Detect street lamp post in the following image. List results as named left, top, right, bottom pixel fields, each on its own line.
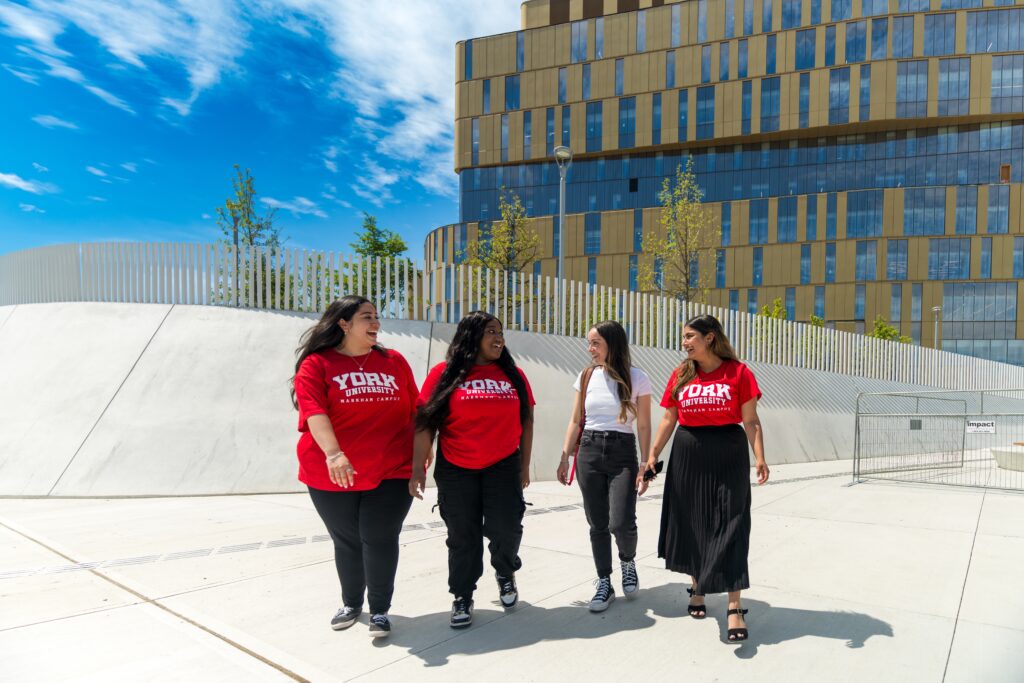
left=932, top=306, right=942, bottom=350
left=554, top=145, right=573, bottom=336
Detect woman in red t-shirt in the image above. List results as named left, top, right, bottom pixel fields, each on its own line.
left=291, top=295, right=418, bottom=639
left=410, top=311, right=535, bottom=630
left=645, top=314, right=770, bottom=643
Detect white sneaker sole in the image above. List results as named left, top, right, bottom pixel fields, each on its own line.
left=369, top=629, right=390, bottom=638
left=331, top=618, right=359, bottom=631
left=588, top=594, right=616, bottom=612
left=623, top=586, right=639, bottom=599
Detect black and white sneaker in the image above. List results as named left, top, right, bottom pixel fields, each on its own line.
left=621, top=560, right=639, bottom=598
left=450, top=596, right=474, bottom=629
left=588, top=577, right=615, bottom=612
left=368, top=613, right=391, bottom=638
left=496, top=573, right=518, bottom=609
left=330, top=606, right=361, bottom=631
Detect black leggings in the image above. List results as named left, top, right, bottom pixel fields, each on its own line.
left=308, top=479, right=413, bottom=614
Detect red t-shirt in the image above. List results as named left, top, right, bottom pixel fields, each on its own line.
left=660, top=359, right=762, bottom=427
left=294, top=348, right=418, bottom=491
left=418, top=362, right=536, bottom=470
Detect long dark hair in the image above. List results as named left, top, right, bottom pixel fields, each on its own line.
left=290, top=295, right=385, bottom=409
left=672, top=314, right=739, bottom=397
left=416, top=311, right=530, bottom=431
left=591, top=320, right=635, bottom=423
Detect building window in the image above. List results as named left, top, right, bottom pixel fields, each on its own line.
left=722, top=202, right=732, bottom=246
left=752, top=247, right=763, bottom=285
left=471, top=118, right=479, bottom=165
left=743, top=0, right=753, bottom=35
left=864, top=0, right=888, bottom=15
left=778, top=196, right=797, bottom=242
left=928, top=238, right=971, bottom=279
left=558, top=67, right=567, bottom=104
left=854, top=284, right=866, bottom=320
left=981, top=237, right=992, bottom=279
left=893, top=16, right=914, bottom=59
left=742, top=81, right=752, bottom=135
left=584, top=213, right=601, bottom=255
left=1015, top=237, right=1024, bottom=279
left=825, top=25, right=836, bottom=66
left=588, top=257, right=597, bottom=287
left=701, top=45, right=712, bottom=84
left=652, top=92, right=662, bottom=146
left=871, top=18, right=887, bottom=60
left=782, top=0, right=801, bottom=29
left=596, top=17, right=604, bottom=58
left=847, top=190, right=883, bottom=238
left=969, top=9, right=1024, bottom=53
left=992, top=55, right=1024, bottom=114
left=586, top=102, right=602, bottom=152
left=666, top=50, right=676, bottom=89
left=896, top=61, right=928, bottom=119
left=911, top=282, right=922, bottom=343
left=500, top=115, right=509, bottom=162
left=924, top=14, right=956, bottom=57
left=899, top=0, right=929, bottom=10
left=730, top=289, right=739, bottom=311
left=956, top=186, right=977, bottom=234
left=887, top=239, right=908, bottom=280
left=846, top=21, right=866, bottom=63
left=825, top=242, right=836, bottom=282
left=696, top=86, right=715, bottom=140
left=465, top=40, right=473, bottom=80
left=523, top=111, right=532, bottom=161
left=552, top=215, right=560, bottom=258
left=505, top=75, right=520, bottom=111
left=799, top=73, right=811, bottom=128
left=826, top=193, right=837, bottom=240
left=720, top=42, right=730, bottom=81
left=678, top=89, right=689, bottom=142
left=810, top=0, right=821, bottom=25
left=747, top=289, right=759, bottom=314
left=989, top=184, right=1010, bottom=233
left=796, top=29, right=815, bottom=70
left=855, top=240, right=877, bottom=281
left=891, top=284, right=902, bottom=323
left=801, top=244, right=812, bottom=284
left=716, top=249, right=726, bottom=288
left=482, top=79, right=490, bottom=114
left=671, top=5, right=681, bottom=47
left=516, top=32, right=525, bottom=71
left=815, top=286, right=825, bottom=318
left=582, top=63, right=591, bottom=100
left=615, top=58, right=624, bottom=96
left=637, top=9, right=647, bottom=52
left=938, top=58, right=969, bottom=117
left=571, top=20, right=587, bottom=63
left=633, top=209, right=644, bottom=252
left=750, top=199, right=769, bottom=244
left=904, top=187, right=946, bottom=236
left=766, top=34, right=777, bottom=75
left=698, top=0, right=708, bottom=42
left=832, top=0, right=851, bottom=21
left=618, top=97, right=636, bottom=149
left=859, top=64, right=871, bottom=121
left=691, top=255, right=701, bottom=290
left=561, top=105, right=571, bottom=147
left=762, top=0, right=773, bottom=32
left=829, top=67, right=850, bottom=125
left=545, top=108, right=555, bottom=156
left=806, top=195, right=818, bottom=241
left=785, top=287, right=796, bottom=320
left=726, top=0, right=736, bottom=37
left=761, top=77, right=781, bottom=132
left=738, top=39, right=748, bottom=78
left=629, top=255, right=638, bottom=289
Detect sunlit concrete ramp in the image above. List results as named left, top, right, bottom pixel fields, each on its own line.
left=1, top=302, right=946, bottom=497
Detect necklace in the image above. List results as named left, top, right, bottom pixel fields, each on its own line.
left=337, top=349, right=373, bottom=371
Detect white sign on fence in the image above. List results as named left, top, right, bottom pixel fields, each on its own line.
left=966, top=419, right=997, bottom=434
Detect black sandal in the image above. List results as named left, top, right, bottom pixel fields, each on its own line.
left=686, top=587, right=706, bottom=619
left=727, top=607, right=749, bottom=642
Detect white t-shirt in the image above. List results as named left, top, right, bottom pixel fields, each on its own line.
left=572, top=366, right=653, bottom=433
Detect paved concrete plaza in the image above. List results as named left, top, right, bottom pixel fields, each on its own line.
left=3, top=461, right=1023, bottom=682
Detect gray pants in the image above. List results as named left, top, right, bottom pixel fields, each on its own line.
left=576, top=430, right=639, bottom=578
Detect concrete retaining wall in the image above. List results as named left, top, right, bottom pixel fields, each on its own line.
left=0, top=303, right=939, bottom=497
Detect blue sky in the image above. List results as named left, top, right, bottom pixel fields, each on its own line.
left=0, top=1, right=519, bottom=260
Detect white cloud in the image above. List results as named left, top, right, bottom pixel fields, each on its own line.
left=87, top=195, right=107, bottom=202
left=261, top=195, right=328, bottom=218
left=19, top=203, right=45, bottom=213
left=201, top=212, right=211, bottom=219
left=0, top=171, right=58, bottom=194
left=3, top=63, right=39, bottom=84
left=85, top=165, right=107, bottom=177
left=323, top=158, right=337, bottom=173
left=32, top=162, right=48, bottom=172
left=0, top=2, right=66, bottom=55
left=32, top=113, right=78, bottom=129
left=120, top=162, right=137, bottom=173
left=351, top=156, right=401, bottom=207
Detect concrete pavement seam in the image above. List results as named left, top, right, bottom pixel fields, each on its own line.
left=0, top=304, right=17, bottom=337
left=941, top=489, right=987, bottom=683
left=45, top=303, right=177, bottom=496
left=0, top=519, right=310, bottom=683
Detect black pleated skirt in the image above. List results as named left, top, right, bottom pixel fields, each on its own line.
left=657, top=423, right=751, bottom=594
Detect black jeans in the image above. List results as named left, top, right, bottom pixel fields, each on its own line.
left=434, top=449, right=525, bottom=599
left=576, top=430, right=639, bottom=578
left=308, top=479, right=413, bottom=614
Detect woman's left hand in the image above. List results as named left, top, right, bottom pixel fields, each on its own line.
left=521, top=468, right=531, bottom=489
left=755, top=460, right=770, bottom=485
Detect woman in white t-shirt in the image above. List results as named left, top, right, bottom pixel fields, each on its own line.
left=557, top=320, right=652, bottom=612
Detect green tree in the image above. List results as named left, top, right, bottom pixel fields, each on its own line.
left=866, top=315, right=912, bottom=343
left=639, top=158, right=719, bottom=301
left=351, top=212, right=408, bottom=258
left=761, top=297, right=788, bottom=320
left=461, top=188, right=539, bottom=273
left=215, top=165, right=284, bottom=249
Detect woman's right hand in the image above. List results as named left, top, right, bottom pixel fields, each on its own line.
left=326, top=451, right=356, bottom=488
left=556, top=458, right=570, bottom=485
left=409, top=472, right=427, bottom=500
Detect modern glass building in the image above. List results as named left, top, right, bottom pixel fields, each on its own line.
left=426, top=0, right=1024, bottom=364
